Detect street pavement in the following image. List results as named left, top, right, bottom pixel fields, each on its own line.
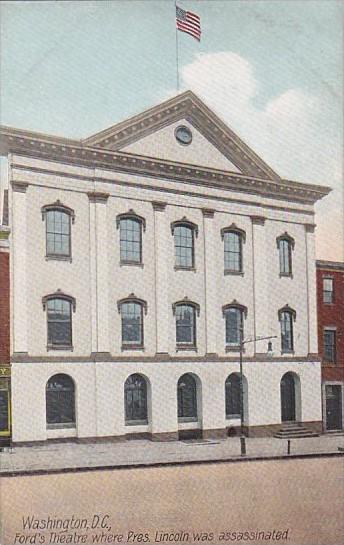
left=0, top=433, right=343, bottom=475
left=1, top=457, right=343, bottom=545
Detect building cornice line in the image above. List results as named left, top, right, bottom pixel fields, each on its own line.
left=9, top=173, right=316, bottom=219
left=1, top=127, right=331, bottom=204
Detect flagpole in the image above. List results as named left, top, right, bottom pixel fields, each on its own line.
left=175, top=1, right=180, bottom=91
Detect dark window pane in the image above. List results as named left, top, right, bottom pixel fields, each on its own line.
left=224, top=232, right=242, bottom=272
left=47, top=298, right=72, bottom=347
left=46, top=374, right=75, bottom=426
left=279, top=239, right=291, bottom=275
left=124, top=374, right=147, bottom=422
left=225, top=308, right=242, bottom=345
left=120, top=219, right=142, bottom=263
left=323, top=278, right=334, bottom=303
left=178, top=374, right=197, bottom=418
left=174, top=225, right=194, bottom=267
left=46, top=210, right=71, bottom=257
left=121, top=302, right=142, bottom=345
left=280, top=311, right=293, bottom=351
left=324, top=330, right=336, bottom=362
left=225, top=374, right=242, bottom=417
left=176, top=305, right=195, bottom=344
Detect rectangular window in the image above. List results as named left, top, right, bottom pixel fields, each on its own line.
left=176, top=305, right=195, bottom=345
left=323, top=278, right=334, bottom=303
left=120, top=219, right=142, bottom=263
left=47, top=299, right=72, bottom=348
left=121, top=302, right=143, bottom=346
left=46, top=210, right=71, bottom=257
left=225, top=308, right=242, bottom=346
left=279, top=239, right=291, bottom=275
left=174, top=226, right=194, bottom=268
left=280, top=312, right=294, bottom=352
left=224, top=232, right=242, bottom=272
left=323, top=330, right=336, bottom=363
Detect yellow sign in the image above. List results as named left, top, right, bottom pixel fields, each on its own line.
left=0, top=367, right=11, bottom=377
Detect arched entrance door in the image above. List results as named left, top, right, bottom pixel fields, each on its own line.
left=281, top=373, right=296, bottom=422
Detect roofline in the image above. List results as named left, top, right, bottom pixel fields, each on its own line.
left=316, top=260, right=344, bottom=271
left=82, top=90, right=281, bottom=181
left=0, top=124, right=332, bottom=205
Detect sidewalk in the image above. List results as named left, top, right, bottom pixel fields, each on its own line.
left=1, top=434, right=343, bottom=476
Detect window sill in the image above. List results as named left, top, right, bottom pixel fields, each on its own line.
left=121, top=344, right=145, bottom=351
left=47, top=345, right=74, bottom=352
left=45, top=255, right=72, bottom=263
left=224, top=270, right=244, bottom=276
left=279, top=273, right=293, bottom=279
left=323, top=361, right=337, bottom=365
left=176, top=345, right=197, bottom=352
left=125, top=420, right=148, bottom=426
left=47, top=423, right=76, bottom=430
left=178, top=417, right=198, bottom=423
left=225, top=345, right=244, bottom=353
left=281, top=350, right=295, bottom=355
left=174, top=265, right=196, bottom=272
left=226, top=414, right=241, bottom=420
left=120, top=261, right=144, bottom=268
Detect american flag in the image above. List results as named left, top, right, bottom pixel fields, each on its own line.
left=176, top=6, right=201, bottom=41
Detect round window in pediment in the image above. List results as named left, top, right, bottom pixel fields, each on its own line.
left=175, top=125, right=192, bottom=145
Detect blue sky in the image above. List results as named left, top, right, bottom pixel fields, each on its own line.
left=0, top=0, right=343, bottom=259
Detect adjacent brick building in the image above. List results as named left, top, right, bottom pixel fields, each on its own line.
left=317, top=260, right=344, bottom=431
left=0, top=224, right=11, bottom=445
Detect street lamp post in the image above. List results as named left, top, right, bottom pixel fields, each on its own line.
left=239, top=328, right=277, bottom=456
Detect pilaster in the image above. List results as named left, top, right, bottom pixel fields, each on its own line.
left=305, top=223, right=318, bottom=354
left=12, top=182, right=28, bottom=353
left=153, top=201, right=169, bottom=354
left=250, top=216, right=268, bottom=351
left=88, top=193, right=110, bottom=353
left=202, top=208, right=217, bottom=355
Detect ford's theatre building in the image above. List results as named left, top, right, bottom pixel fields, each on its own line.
left=0, top=91, right=331, bottom=443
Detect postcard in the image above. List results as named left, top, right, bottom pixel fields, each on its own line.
left=0, top=2, right=343, bottom=545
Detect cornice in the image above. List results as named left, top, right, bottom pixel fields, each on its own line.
left=1, top=126, right=331, bottom=205
left=316, top=260, right=344, bottom=272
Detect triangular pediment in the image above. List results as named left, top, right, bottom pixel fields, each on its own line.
left=84, top=91, right=280, bottom=180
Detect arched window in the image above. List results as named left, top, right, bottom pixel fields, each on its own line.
left=42, top=292, right=76, bottom=350
left=173, top=299, right=200, bottom=348
left=118, top=294, right=147, bottom=349
left=42, top=201, right=75, bottom=260
left=46, top=374, right=75, bottom=428
left=178, top=374, right=197, bottom=420
left=222, top=302, right=247, bottom=348
left=278, top=306, right=296, bottom=353
left=124, top=374, right=148, bottom=424
left=225, top=374, right=241, bottom=418
left=171, top=219, right=198, bottom=269
left=117, top=210, right=145, bottom=264
left=221, top=225, right=246, bottom=273
left=277, top=233, right=294, bottom=276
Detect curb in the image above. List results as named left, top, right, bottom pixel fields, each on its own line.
left=1, top=450, right=343, bottom=478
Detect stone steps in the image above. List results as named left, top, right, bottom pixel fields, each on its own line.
left=274, top=422, right=319, bottom=439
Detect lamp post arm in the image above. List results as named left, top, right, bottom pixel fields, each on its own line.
left=242, top=335, right=277, bottom=346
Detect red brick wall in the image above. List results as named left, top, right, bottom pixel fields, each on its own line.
left=0, top=250, right=10, bottom=364
left=317, top=265, right=344, bottom=381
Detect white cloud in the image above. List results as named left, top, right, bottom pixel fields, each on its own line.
left=176, top=51, right=343, bottom=261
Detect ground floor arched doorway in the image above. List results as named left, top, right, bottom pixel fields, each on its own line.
left=281, top=372, right=296, bottom=422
